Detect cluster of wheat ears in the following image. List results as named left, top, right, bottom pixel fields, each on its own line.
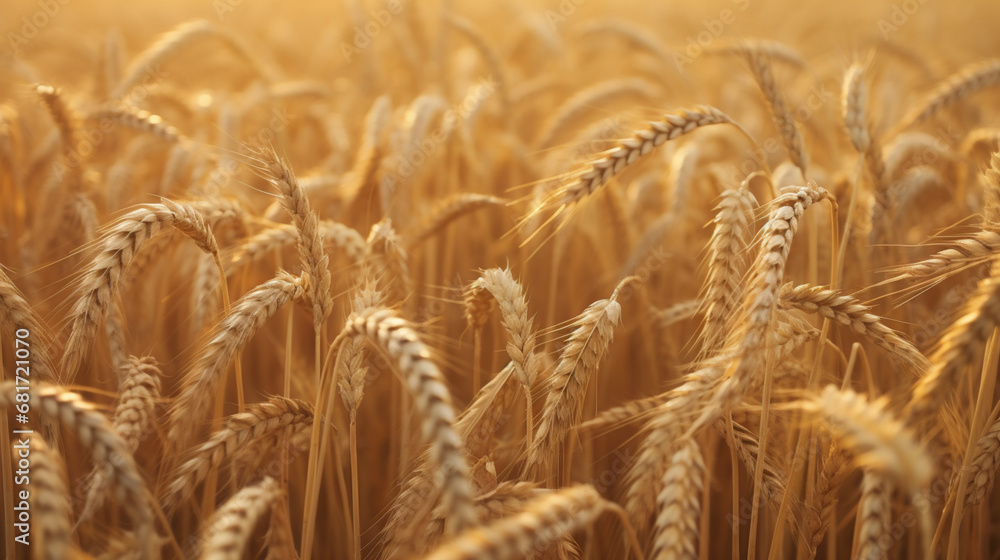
left=1, top=0, right=1000, bottom=559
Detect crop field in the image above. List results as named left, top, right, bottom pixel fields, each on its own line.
left=0, top=0, right=999, bottom=558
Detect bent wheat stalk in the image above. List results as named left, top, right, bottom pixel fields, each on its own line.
left=60, top=199, right=223, bottom=383
left=166, top=272, right=308, bottom=453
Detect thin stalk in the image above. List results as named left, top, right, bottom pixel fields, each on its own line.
left=523, top=384, right=534, bottom=446
left=213, top=255, right=241, bottom=412
left=947, top=326, right=1000, bottom=559
left=729, top=413, right=741, bottom=560
left=301, top=341, right=342, bottom=559
left=350, top=415, right=361, bottom=560
left=473, top=328, right=482, bottom=395
left=747, top=337, right=778, bottom=560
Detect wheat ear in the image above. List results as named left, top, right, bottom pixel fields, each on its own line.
left=340, top=95, right=391, bottom=206
left=960, top=415, right=1000, bottom=506
left=0, top=269, right=55, bottom=382
left=34, top=84, right=76, bottom=154
left=407, top=193, right=507, bottom=247
left=21, top=435, right=74, bottom=560
left=882, top=230, right=1000, bottom=285
left=465, top=268, right=541, bottom=439
left=700, top=185, right=758, bottom=353
left=804, top=442, right=849, bottom=556
left=908, top=258, right=1000, bottom=420
left=112, top=20, right=277, bottom=99
left=804, top=387, right=933, bottom=558
left=197, top=477, right=280, bottom=559
left=423, top=485, right=635, bottom=560
left=86, top=106, right=185, bottom=143
left=843, top=63, right=872, bottom=153
left=80, top=356, right=162, bottom=522
left=60, top=200, right=222, bottom=383
left=895, top=58, right=1000, bottom=132
left=708, top=38, right=809, bottom=69
left=166, top=272, right=308, bottom=453
left=552, top=106, right=749, bottom=208
left=524, top=277, right=631, bottom=481
left=578, top=20, right=673, bottom=66
left=842, top=63, right=887, bottom=185
left=805, top=386, right=932, bottom=490
left=652, top=300, right=702, bottom=329
left=650, top=438, right=706, bottom=560
left=424, top=481, right=541, bottom=542
left=380, top=362, right=525, bottom=556
left=252, top=147, right=333, bottom=333
left=687, top=185, right=831, bottom=437
left=162, top=397, right=312, bottom=511
left=778, top=282, right=929, bottom=371
left=339, top=308, right=477, bottom=533
left=746, top=49, right=809, bottom=177
left=624, top=361, right=725, bottom=534
left=364, top=219, right=411, bottom=304
left=854, top=472, right=892, bottom=560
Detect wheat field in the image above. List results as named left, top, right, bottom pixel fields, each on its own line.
left=1, top=0, right=999, bottom=558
